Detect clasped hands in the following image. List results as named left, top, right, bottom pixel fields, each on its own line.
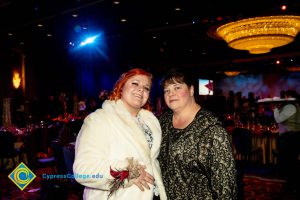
left=126, top=158, right=154, bottom=191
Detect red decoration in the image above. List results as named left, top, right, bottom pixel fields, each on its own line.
left=110, top=167, right=129, bottom=182
left=108, top=166, right=130, bottom=198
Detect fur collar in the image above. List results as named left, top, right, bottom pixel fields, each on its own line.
left=102, top=100, right=161, bottom=160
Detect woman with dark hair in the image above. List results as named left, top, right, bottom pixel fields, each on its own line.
left=73, top=68, right=166, bottom=200
left=158, top=68, right=237, bottom=199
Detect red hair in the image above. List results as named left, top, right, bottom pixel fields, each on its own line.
left=109, top=68, right=153, bottom=111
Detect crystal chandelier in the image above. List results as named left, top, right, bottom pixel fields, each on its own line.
left=216, top=15, right=300, bottom=54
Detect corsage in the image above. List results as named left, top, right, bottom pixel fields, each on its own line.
left=108, top=158, right=140, bottom=198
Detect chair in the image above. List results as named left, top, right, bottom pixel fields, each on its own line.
left=63, top=144, right=75, bottom=175
left=23, top=126, right=57, bottom=173
left=51, top=140, right=67, bottom=174
left=259, top=130, right=275, bottom=165
left=232, top=128, right=262, bottom=165
left=60, top=120, right=83, bottom=145
left=232, top=128, right=263, bottom=199
left=0, top=131, right=19, bottom=170
left=271, top=148, right=279, bottom=164
left=63, top=143, right=77, bottom=184
left=69, top=120, right=83, bottom=137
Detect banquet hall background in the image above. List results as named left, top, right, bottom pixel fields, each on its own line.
left=1, top=1, right=300, bottom=199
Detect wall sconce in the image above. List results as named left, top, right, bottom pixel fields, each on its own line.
left=12, top=71, right=21, bottom=89
left=216, top=15, right=300, bottom=54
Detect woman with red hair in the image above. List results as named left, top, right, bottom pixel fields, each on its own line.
left=109, top=68, right=153, bottom=111
left=73, top=68, right=166, bottom=200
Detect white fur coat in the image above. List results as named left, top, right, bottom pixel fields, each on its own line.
left=73, top=99, right=167, bottom=200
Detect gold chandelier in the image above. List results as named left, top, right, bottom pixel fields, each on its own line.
left=216, top=15, right=300, bottom=54
left=224, top=71, right=240, bottom=77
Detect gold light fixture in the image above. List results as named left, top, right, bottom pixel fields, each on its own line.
left=286, top=66, right=300, bottom=72
left=216, top=15, right=300, bottom=54
left=12, top=70, right=21, bottom=89
left=224, top=71, right=240, bottom=77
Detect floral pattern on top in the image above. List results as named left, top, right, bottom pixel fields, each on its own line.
left=136, top=114, right=154, bottom=149
left=158, top=108, right=238, bottom=200
left=136, top=114, right=159, bottom=196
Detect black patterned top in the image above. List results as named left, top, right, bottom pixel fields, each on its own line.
left=158, top=108, right=237, bottom=200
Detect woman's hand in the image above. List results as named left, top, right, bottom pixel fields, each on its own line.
left=125, top=158, right=154, bottom=191
left=132, top=165, right=154, bottom=191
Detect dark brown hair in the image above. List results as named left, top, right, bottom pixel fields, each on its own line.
left=160, top=68, right=194, bottom=88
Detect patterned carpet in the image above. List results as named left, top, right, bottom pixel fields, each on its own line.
left=0, top=166, right=299, bottom=199
left=243, top=175, right=298, bottom=200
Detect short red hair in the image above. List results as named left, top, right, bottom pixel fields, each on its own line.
left=109, top=68, right=153, bottom=111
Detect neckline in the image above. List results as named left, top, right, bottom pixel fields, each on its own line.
left=171, top=108, right=202, bottom=131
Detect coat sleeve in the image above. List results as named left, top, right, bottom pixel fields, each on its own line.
left=73, top=112, right=129, bottom=190
left=273, top=104, right=296, bottom=123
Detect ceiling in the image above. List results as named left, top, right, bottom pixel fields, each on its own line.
left=1, top=0, right=300, bottom=78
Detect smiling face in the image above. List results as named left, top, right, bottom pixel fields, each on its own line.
left=121, top=74, right=152, bottom=116
left=163, top=81, right=194, bottom=112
